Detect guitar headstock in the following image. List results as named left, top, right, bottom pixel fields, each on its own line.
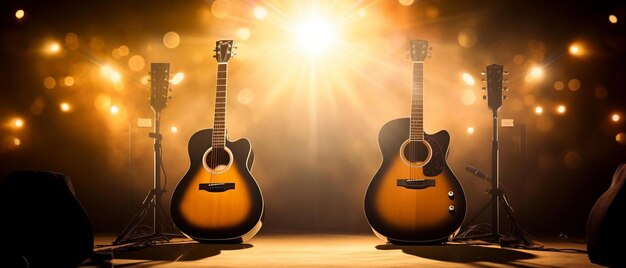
left=150, top=63, right=171, bottom=112
left=408, top=40, right=431, bottom=62
left=213, top=40, right=236, bottom=63
left=481, top=64, right=509, bottom=111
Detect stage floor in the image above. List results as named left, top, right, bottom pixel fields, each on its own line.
left=86, top=234, right=600, bottom=267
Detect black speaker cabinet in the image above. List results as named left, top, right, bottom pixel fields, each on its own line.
left=0, top=170, right=94, bottom=267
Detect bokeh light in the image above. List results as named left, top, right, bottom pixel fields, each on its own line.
left=612, top=113, right=621, bottom=123
left=110, top=105, right=120, bottom=115
left=43, top=77, right=56, bottom=89
left=530, top=66, right=543, bottom=78
left=12, top=118, right=24, bottom=129
left=237, top=88, right=254, bottom=105
left=253, top=6, right=267, bottom=20
left=64, top=76, right=75, bottom=87
left=568, top=79, right=581, bottom=91
left=458, top=29, right=477, bottom=48
left=462, top=73, right=475, bottom=86
left=60, top=102, right=71, bottom=112
left=556, top=104, right=566, bottom=114
left=236, top=27, right=251, bottom=41
left=399, top=0, right=415, bottom=6
left=568, top=43, right=583, bottom=56
left=617, top=133, right=626, bottom=145
left=15, top=9, right=25, bottom=19
left=171, top=72, right=185, bottom=85
left=101, top=65, right=122, bottom=83
left=554, top=81, right=564, bottom=91
left=65, top=32, right=80, bottom=50
left=163, top=32, right=181, bottom=49
left=534, top=106, right=543, bottom=115
left=128, top=55, right=145, bottom=71
left=467, top=127, right=475, bottom=134
left=170, top=126, right=178, bottom=133
left=13, top=137, right=21, bottom=146
left=609, top=15, right=618, bottom=24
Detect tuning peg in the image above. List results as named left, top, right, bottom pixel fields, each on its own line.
left=481, top=79, right=486, bottom=82
left=480, top=71, right=486, bottom=76
left=504, top=71, right=509, bottom=76
left=504, top=87, right=509, bottom=91
left=483, top=95, right=487, bottom=100
left=481, top=87, right=486, bottom=91
left=502, top=95, right=507, bottom=100
left=504, top=79, right=509, bottom=83
left=428, top=47, right=433, bottom=50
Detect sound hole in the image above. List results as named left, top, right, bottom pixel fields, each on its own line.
left=203, top=147, right=232, bottom=173
left=402, top=140, right=431, bottom=165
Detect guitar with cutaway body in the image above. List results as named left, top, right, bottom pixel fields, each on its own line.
left=170, top=40, right=263, bottom=243
left=364, top=40, right=466, bottom=244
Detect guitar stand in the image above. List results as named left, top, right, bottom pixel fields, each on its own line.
left=113, top=110, right=183, bottom=246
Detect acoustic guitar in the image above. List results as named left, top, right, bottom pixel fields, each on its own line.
left=364, top=40, right=466, bottom=244
left=170, top=40, right=264, bottom=243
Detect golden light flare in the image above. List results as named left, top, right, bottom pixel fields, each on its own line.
left=568, top=43, right=584, bottom=56
left=100, top=65, right=122, bottom=83
left=534, top=106, right=543, bottom=115
left=253, top=6, right=267, bottom=20
left=609, top=15, right=618, bottom=24
left=170, top=126, right=179, bottom=133
left=9, top=118, right=25, bottom=129
left=530, top=66, right=543, bottom=78
left=467, top=127, right=475, bottom=134
left=44, top=41, right=62, bottom=55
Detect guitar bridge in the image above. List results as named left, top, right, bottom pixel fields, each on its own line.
left=199, top=183, right=235, bottom=193
left=397, top=179, right=435, bottom=190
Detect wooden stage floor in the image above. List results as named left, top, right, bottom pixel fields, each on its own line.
left=84, top=234, right=601, bottom=267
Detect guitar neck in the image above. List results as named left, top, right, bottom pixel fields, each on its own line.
left=212, top=63, right=228, bottom=148
left=409, top=61, right=424, bottom=141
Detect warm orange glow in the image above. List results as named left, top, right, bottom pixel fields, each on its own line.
left=171, top=126, right=178, bottom=133
left=467, top=127, right=475, bottom=134
left=609, top=15, right=618, bottom=24
left=534, top=106, right=543, bottom=115
left=568, top=44, right=581, bottom=55
left=556, top=105, right=566, bottom=114
left=60, top=102, right=71, bottom=112
left=47, top=42, right=61, bottom=54
left=612, top=113, right=621, bottom=122
left=13, top=137, right=21, bottom=146
left=15, top=9, right=25, bottom=19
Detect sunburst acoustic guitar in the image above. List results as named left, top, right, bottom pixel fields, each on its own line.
left=364, top=39, right=467, bottom=244
left=170, top=40, right=264, bottom=243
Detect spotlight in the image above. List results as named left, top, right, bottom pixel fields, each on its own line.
left=101, top=65, right=122, bottom=83
left=294, top=17, right=337, bottom=55
left=534, top=106, right=543, bottom=115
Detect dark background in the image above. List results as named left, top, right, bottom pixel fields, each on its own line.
left=0, top=0, right=625, bottom=240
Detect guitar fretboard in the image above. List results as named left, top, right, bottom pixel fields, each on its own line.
left=212, top=63, right=228, bottom=148
left=410, top=61, right=424, bottom=141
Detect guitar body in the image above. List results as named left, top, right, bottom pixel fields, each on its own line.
left=171, top=129, right=263, bottom=243
left=586, top=163, right=626, bottom=267
left=364, top=118, right=466, bottom=244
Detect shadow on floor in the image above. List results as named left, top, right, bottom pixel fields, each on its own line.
left=377, top=244, right=540, bottom=266
left=83, top=242, right=252, bottom=267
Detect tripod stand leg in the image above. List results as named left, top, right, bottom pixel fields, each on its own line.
left=113, top=190, right=156, bottom=245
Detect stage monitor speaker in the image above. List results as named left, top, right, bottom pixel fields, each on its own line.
left=0, top=170, right=94, bottom=267
left=587, top=163, right=626, bottom=267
